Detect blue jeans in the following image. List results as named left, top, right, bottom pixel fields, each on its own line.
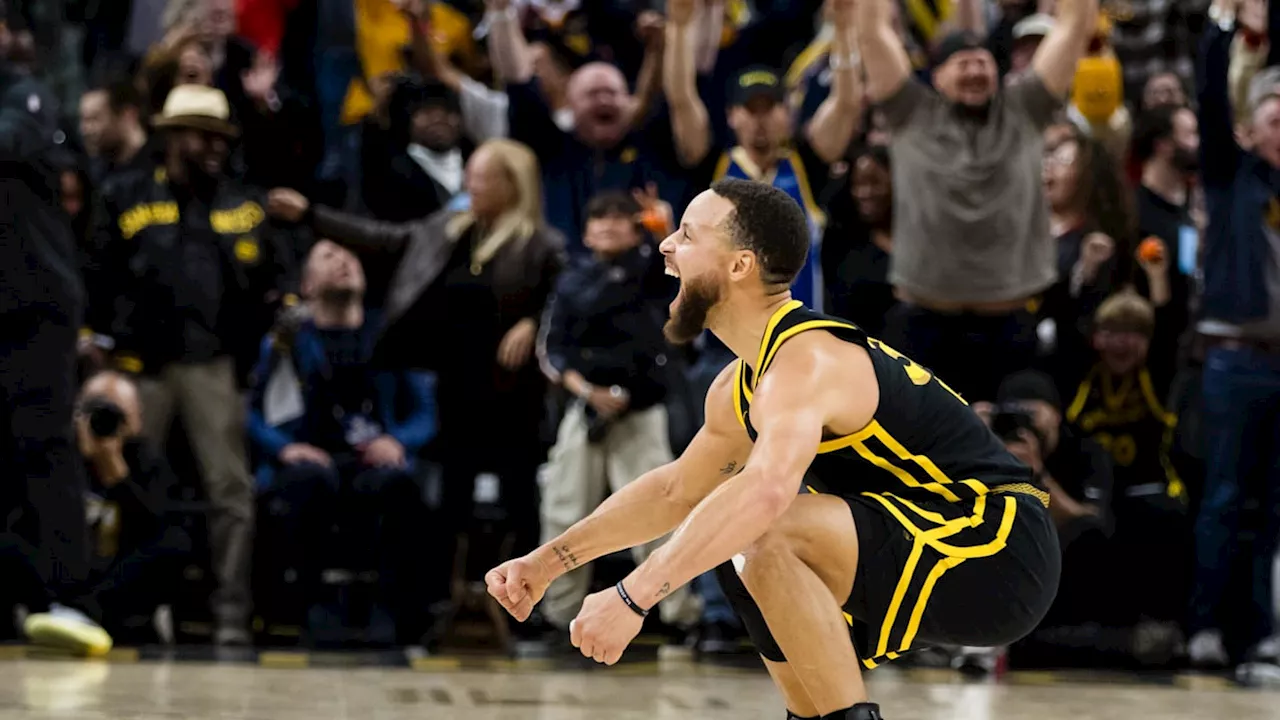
left=1189, top=346, right=1280, bottom=646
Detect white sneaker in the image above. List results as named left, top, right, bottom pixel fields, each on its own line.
left=1188, top=629, right=1229, bottom=669
left=23, top=604, right=113, bottom=657
left=951, top=646, right=1002, bottom=676
left=1249, top=635, right=1280, bottom=663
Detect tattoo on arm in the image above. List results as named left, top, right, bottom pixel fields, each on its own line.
left=655, top=582, right=671, bottom=600
left=720, top=460, right=741, bottom=476
left=552, top=544, right=580, bottom=571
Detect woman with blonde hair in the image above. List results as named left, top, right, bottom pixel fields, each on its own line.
left=267, top=138, right=564, bottom=629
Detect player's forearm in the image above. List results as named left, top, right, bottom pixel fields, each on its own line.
left=532, top=463, right=692, bottom=582
left=622, top=466, right=794, bottom=609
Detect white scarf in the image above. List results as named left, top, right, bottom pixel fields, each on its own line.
left=406, top=144, right=464, bottom=196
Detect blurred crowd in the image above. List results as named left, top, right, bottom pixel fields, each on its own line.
left=2, top=0, right=1280, bottom=679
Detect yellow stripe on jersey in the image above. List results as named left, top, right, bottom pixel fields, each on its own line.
left=759, top=320, right=855, bottom=378
left=752, top=300, right=804, bottom=385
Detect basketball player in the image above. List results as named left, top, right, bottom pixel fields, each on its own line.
left=486, top=179, right=1060, bottom=720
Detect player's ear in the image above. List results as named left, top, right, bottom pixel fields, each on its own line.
left=728, top=249, right=756, bottom=281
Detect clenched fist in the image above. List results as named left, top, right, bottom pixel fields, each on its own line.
left=486, top=554, right=554, bottom=622
left=267, top=188, right=310, bottom=223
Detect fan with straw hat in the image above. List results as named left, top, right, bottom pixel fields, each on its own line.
left=152, top=84, right=240, bottom=138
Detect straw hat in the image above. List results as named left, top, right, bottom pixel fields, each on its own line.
left=153, top=85, right=239, bottom=137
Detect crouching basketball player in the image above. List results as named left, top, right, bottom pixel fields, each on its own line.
left=487, top=179, right=1060, bottom=720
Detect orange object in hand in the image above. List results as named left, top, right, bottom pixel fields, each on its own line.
left=1138, top=236, right=1165, bottom=263
left=640, top=209, right=668, bottom=236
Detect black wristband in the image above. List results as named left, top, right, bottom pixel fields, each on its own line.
left=615, top=581, right=649, bottom=617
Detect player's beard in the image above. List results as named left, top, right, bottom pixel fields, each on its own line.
left=664, top=274, right=721, bottom=345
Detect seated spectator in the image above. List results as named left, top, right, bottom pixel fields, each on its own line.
left=981, top=372, right=1137, bottom=664
left=17, top=371, right=186, bottom=648
left=820, top=145, right=897, bottom=335
left=248, top=240, right=436, bottom=645
left=535, top=191, right=702, bottom=640
left=991, top=371, right=1114, bottom=550
left=664, top=0, right=861, bottom=309
left=858, top=0, right=1098, bottom=401
left=266, top=138, right=564, bottom=593
left=1065, top=291, right=1190, bottom=635
left=1038, top=124, right=1133, bottom=394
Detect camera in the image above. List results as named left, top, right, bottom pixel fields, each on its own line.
left=81, top=397, right=125, bottom=438
left=990, top=403, right=1037, bottom=444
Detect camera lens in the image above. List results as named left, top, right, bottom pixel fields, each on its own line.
left=82, top=398, right=124, bottom=438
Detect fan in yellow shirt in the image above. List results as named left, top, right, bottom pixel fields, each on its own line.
left=341, top=0, right=477, bottom=126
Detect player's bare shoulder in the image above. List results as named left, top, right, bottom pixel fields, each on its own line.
left=754, top=330, right=880, bottom=436
left=703, top=360, right=749, bottom=437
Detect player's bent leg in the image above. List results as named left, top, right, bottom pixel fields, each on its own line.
left=737, top=493, right=867, bottom=716
left=764, top=660, right=819, bottom=719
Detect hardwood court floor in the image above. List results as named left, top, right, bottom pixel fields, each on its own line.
left=3, top=652, right=1280, bottom=720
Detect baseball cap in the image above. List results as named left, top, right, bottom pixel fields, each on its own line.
left=730, top=66, right=786, bottom=107
left=1013, top=13, right=1055, bottom=40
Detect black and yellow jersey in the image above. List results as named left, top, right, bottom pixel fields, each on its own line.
left=1065, top=364, right=1186, bottom=502
left=732, top=301, right=1049, bottom=521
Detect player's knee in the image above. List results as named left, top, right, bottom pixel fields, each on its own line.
left=738, top=526, right=799, bottom=590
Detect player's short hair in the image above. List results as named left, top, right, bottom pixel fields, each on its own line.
left=710, top=178, right=810, bottom=288
left=1094, top=290, right=1155, bottom=337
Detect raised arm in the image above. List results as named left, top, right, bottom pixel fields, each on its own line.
left=664, top=0, right=713, bottom=168
left=485, top=0, right=534, bottom=84
left=1030, top=0, right=1100, bottom=99
left=857, top=0, right=914, bottom=102
left=806, top=0, right=864, bottom=164
left=487, top=363, right=754, bottom=620
left=1197, top=8, right=1244, bottom=186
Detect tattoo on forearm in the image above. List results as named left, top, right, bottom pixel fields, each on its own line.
left=720, top=460, right=740, bottom=476
left=552, top=544, right=580, bottom=571
left=655, top=582, right=671, bottom=600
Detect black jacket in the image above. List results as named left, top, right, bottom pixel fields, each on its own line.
left=85, top=439, right=174, bottom=572
left=95, top=166, right=299, bottom=383
left=538, top=239, right=675, bottom=412
left=0, top=66, right=84, bottom=325
left=1045, top=423, right=1116, bottom=533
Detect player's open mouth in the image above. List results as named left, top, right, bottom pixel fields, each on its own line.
left=665, top=264, right=680, bottom=278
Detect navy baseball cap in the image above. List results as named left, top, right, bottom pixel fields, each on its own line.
left=730, top=66, right=786, bottom=107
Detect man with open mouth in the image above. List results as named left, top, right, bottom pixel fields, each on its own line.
left=486, top=179, right=1061, bottom=720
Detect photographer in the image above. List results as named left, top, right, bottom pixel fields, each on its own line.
left=535, top=191, right=702, bottom=640
left=17, top=372, right=184, bottom=647
left=989, top=371, right=1115, bottom=542
left=983, top=371, right=1146, bottom=664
